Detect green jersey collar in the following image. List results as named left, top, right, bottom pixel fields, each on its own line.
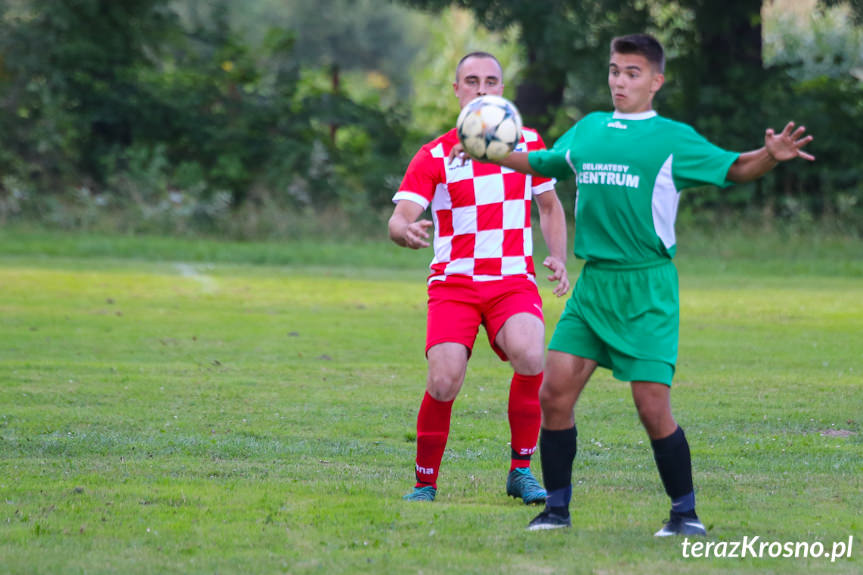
left=612, top=110, right=657, bottom=121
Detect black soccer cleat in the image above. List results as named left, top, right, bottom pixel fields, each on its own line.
left=527, top=507, right=571, bottom=531
left=654, top=511, right=707, bottom=536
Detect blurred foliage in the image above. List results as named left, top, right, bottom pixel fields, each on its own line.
left=676, top=0, right=863, bottom=228
left=402, top=0, right=863, bottom=233
left=407, top=6, right=524, bottom=140
left=0, top=0, right=410, bottom=236
left=0, top=0, right=861, bottom=237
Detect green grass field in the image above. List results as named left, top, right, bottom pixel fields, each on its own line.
left=0, top=230, right=861, bottom=574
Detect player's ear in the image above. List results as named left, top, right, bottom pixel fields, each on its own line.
left=651, top=72, right=665, bottom=95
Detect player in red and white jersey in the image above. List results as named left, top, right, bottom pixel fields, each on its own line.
left=394, top=125, right=552, bottom=283
left=388, top=52, right=570, bottom=504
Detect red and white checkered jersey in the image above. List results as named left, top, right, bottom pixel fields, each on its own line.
left=393, top=127, right=555, bottom=283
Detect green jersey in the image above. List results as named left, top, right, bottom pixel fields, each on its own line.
left=529, top=110, right=739, bottom=263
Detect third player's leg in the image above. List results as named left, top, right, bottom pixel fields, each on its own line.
left=540, top=350, right=596, bottom=429
left=631, top=381, right=704, bottom=535
left=526, top=350, right=596, bottom=529
left=630, top=381, right=678, bottom=440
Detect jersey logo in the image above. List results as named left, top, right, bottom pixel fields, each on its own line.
left=607, top=120, right=628, bottom=130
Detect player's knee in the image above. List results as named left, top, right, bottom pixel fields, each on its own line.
left=635, top=403, right=673, bottom=436
left=426, top=371, right=462, bottom=402
left=539, top=389, right=574, bottom=426
left=538, top=381, right=566, bottom=409
left=508, top=346, right=544, bottom=376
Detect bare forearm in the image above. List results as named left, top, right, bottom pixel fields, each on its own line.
left=538, top=195, right=568, bottom=262
left=388, top=213, right=411, bottom=246
left=388, top=201, right=431, bottom=249
left=499, top=151, right=540, bottom=176
left=726, top=148, right=779, bottom=183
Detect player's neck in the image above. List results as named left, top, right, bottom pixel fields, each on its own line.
left=612, top=109, right=657, bottom=120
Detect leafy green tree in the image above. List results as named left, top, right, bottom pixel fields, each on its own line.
left=0, top=0, right=411, bottom=220
left=0, top=0, right=180, bottom=184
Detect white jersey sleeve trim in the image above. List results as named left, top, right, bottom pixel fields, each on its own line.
left=531, top=178, right=556, bottom=196
left=392, top=191, right=430, bottom=209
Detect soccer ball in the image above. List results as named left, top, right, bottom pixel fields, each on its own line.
left=456, top=95, right=523, bottom=162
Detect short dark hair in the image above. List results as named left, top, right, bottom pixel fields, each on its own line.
left=611, top=34, right=665, bottom=74
left=455, top=51, right=503, bottom=83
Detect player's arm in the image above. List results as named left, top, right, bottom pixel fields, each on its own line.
left=534, top=189, right=570, bottom=297
left=727, top=122, right=815, bottom=183
left=447, top=145, right=542, bottom=177
left=499, top=151, right=541, bottom=176
left=388, top=200, right=433, bottom=249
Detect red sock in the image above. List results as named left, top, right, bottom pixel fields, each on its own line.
left=413, top=391, right=454, bottom=488
left=508, top=372, right=542, bottom=471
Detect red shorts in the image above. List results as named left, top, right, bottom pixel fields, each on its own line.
left=426, top=276, right=544, bottom=361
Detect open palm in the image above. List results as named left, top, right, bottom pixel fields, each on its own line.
left=765, top=122, right=815, bottom=162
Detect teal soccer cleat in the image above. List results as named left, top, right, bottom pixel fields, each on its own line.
left=506, top=467, right=547, bottom=505
left=403, top=485, right=437, bottom=502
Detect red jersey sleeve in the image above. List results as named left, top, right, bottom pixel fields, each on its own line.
left=393, top=144, right=442, bottom=209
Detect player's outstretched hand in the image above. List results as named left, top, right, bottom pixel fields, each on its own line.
left=404, top=219, right=434, bottom=249
left=543, top=256, right=570, bottom=297
left=765, top=122, right=815, bottom=162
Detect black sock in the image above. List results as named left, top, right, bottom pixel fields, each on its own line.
left=539, top=426, right=577, bottom=513
left=651, top=426, right=695, bottom=514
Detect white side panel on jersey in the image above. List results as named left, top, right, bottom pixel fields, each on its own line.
left=652, top=155, right=679, bottom=250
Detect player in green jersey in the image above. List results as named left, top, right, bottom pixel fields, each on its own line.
left=450, top=33, right=814, bottom=535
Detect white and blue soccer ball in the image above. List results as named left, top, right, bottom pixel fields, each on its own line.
left=456, top=95, right=523, bottom=162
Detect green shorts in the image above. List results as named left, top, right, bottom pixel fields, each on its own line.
left=548, top=259, right=679, bottom=385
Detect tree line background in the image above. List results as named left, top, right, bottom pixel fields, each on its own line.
left=0, top=0, right=861, bottom=238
